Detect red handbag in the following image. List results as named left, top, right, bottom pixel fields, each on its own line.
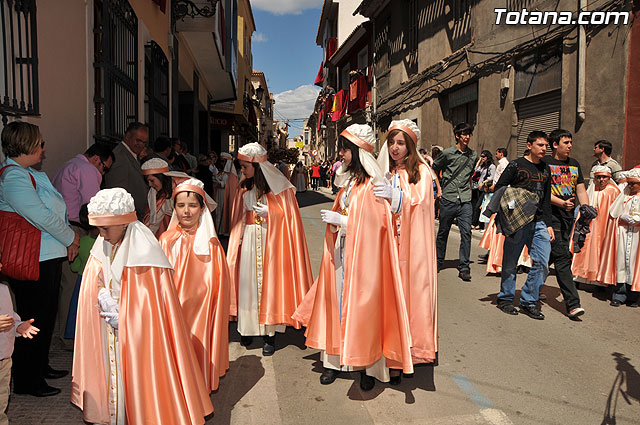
left=0, top=165, right=41, bottom=281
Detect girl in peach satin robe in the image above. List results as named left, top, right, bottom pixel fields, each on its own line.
left=227, top=143, right=312, bottom=356
left=72, top=188, right=212, bottom=425
left=159, top=179, right=229, bottom=393
left=220, top=152, right=239, bottom=236
left=375, top=120, right=437, bottom=374
left=293, top=124, right=413, bottom=392
left=571, top=167, right=620, bottom=286
left=141, top=158, right=190, bottom=238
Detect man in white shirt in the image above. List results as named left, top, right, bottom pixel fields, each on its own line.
left=590, top=139, right=622, bottom=182
left=491, top=148, right=509, bottom=191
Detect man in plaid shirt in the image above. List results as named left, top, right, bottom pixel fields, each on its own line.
left=493, top=131, right=555, bottom=320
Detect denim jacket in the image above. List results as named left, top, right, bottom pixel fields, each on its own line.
left=0, top=158, right=74, bottom=262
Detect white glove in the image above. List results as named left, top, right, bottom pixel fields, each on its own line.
left=100, top=311, right=119, bottom=329
left=621, top=214, right=638, bottom=225
left=373, top=183, right=395, bottom=201
left=321, top=210, right=344, bottom=227
left=97, top=288, right=119, bottom=313
left=253, top=202, right=269, bottom=218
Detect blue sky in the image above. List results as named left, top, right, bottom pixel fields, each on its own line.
left=251, top=0, right=324, bottom=136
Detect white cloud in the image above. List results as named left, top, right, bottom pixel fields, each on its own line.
left=253, top=32, right=268, bottom=43
left=251, top=0, right=323, bottom=15
left=272, top=84, right=321, bottom=137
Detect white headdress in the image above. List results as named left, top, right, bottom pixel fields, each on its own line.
left=333, top=124, right=384, bottom=188
left=610, top=168, right=640, bottom=218
left=88, top=188, right=172, bottom=290
left=167, top=178, right=217, bottom=255
left=237, top=143, right=295, bottom=195
left=377, top=119, right=432, bottom=175
left=220, top=152, right=238, bottom=177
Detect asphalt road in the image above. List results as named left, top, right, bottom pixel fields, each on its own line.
left=6, top=188, right=640, bottom=424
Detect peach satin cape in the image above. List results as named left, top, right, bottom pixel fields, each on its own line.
left=71, top=259, right=213, bottom=424
left=221, top=172, right=239, bottom=234
left=479, top=214, right=505, bottom=273
left=292, top=180, right=414, bottom=373
left=227, top=187, right=313, bottom=326
left=159, top=226, right=230, bottom=392
left=143, top=194, right=172, bottom=238
left=571, top=183, right=621, bottom=285
left=394, top=165, right=438, bottom=363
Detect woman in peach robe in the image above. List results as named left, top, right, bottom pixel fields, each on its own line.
left=71, top=188, right=212, bottom=425
left=159, top=179, right=229, bottom=393
left=375, top=119, right=437, bottom=377
left=227, top=143, right=312, bottom=356
left=293, top=124, right=413, bottom=392
left=571, top=166, right=620, bottom=286
left=141, top=158, right=189, bottom=238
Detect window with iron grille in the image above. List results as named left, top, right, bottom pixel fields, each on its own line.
left=406, top=0, right=418, bottom=76
left=453, top=0, right=470, bottom=21
left=144, top=40, right=169, bottom=143
left=0, top=0, right=39, bottom=124
left=94, top=0, right=138, bottom=144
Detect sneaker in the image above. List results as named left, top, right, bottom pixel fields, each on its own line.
left=610, top=300, right=622, bottom=307
left=628, top=301, right=639, bottom=308
left=519, top=304, right=545, bottom=320
left=458, top=270, right=471, bottom=282
left=498, top=303, right=518, bottom=315
left=478, top=254, right=489, bottom=265
left=568, top=307, right=585, bottom=318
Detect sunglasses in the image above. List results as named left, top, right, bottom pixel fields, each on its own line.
left=100, top=160, right=110, bottom=173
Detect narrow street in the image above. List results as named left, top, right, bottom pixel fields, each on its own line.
left=6, top=189, right=640, bottom=425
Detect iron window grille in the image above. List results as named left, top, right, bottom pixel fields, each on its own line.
left=144, top=40, right=169, bottom=142
left=94, top=0, right=138, bottom=144
left=0, top=0, right=39, bottom=124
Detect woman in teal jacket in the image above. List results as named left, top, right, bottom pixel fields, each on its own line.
left=0, top=121, right=79, bottom=397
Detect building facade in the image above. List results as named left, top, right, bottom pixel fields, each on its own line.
left=354, top=0, right=639, bottom=169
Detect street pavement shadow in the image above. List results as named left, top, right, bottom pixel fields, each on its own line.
left=440, top=259, right=465, bottom=271
left=208, top=354, right=265, bottom=424
left=602, top=352, right=640, bottom=425
left=295, top=190, right=335, bottom=208
left=227, top=322, right=307, bottom=352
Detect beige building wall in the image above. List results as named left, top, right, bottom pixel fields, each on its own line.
left=337, top=0, right=367, bottom=46
left=26, top=1, right=91, bottom=176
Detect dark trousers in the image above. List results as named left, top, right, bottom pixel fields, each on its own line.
left=548, top=220, right=581, bottom=311
left=436, top=199, right=472, bottom=272
left=471, top=189, right=483, bottom=226
left=311, top=177, right=319, bottom=190
left=612, top=282, right=639, bottom=304
left=10, top=257, right=64, bottom=392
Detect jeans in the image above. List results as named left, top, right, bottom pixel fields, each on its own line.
left=498, top=221, right=551, bottom=307
left=436, top=198, right=472, bottom=272
left=549, top=218, right=581, bottom=311
left=612, top=282, right=639, bottom=304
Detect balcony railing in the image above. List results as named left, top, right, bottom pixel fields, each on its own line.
left=0, top=0, right=39, bottom=124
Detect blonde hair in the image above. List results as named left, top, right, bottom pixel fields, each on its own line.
left=1, top=121, right=42, bottom=158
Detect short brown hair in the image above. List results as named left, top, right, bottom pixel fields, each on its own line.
left=1, top=121, right=42, bottom=158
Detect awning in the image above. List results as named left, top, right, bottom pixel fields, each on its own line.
left=314, top=61, right=324, bottom=87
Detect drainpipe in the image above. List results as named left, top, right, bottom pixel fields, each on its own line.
left=577, top=0, right=587, bottom=121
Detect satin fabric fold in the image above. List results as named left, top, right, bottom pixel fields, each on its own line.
left=571, top=183, right=620, bottom=285
left=393, top=165, right=438, bottom=364
left=159, top=226, right=230, bottom=392
left=221, top=172, right=239, bottom=235
left=292, top=180, right=414, bottom=373
left=478, top=214, right=505, bottom=273
left=227, top=188, right=312, bottom=326
left=71, top=260, right=213, bottom=424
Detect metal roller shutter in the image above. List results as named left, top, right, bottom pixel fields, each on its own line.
left=515, top=90, right=561, bottom=157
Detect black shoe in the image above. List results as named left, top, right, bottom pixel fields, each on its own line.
left=538, top=293, right=547, bottom=301
left=45, top=366, right=69, bottom=380
left=240, top=336, right=253, bottom=347
left=262, top=336, right=275, bottom=356
left=628, top=301, right=639, bottom=308
left=359, top=370, right=375, bottom=391
left=478, top=254, right=488, bottom=264
left=610, top=300, right=622, bottom=307
left=389, top=373, right=402, bottom=386
left=519, top=304, right=544, bottom=320
left=458, top=271, right=471, bottom=282
left=14, top=384, right=61, bottom=397
left=498, top=303, right=518, bottom=315
left=320, top=368, right=340, bottom=385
